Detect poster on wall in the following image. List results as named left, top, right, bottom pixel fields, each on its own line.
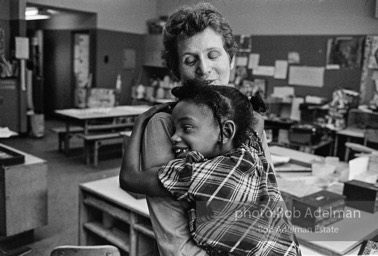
left=0, top=28, right=4, bottom=56
left=234, top=35, right=252, bottom=52
left=289, top=66, right=324, bottom=87
left=122, top=48, right=136, bottom=69
left=74, top=33, right=90, bottom=88
left=368, top=36, right=378, bottom=69
left=326, top=36, right=364, bottom=69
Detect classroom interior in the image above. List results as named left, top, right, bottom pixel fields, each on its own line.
left=1, top=0, right=378, bottom=255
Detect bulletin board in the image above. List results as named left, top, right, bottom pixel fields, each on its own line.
left=235, top=35, right=364, bottom=100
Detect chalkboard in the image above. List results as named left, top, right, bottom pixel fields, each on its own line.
left=235, top=35, right=364, bottom=100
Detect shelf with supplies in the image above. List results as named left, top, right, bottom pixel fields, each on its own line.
left=79, top=176, right=156, bottom=256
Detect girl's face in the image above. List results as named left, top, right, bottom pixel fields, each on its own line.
left=171, top=101, right=221, bottom=159
left=177, top=28, right=233, bottom=86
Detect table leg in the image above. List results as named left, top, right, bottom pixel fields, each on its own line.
left=64, top=123, right=71, bottom=156
left=333, top=134, right=339, bottom=157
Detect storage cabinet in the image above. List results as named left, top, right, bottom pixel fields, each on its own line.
left=0, top=144, right=47, bottom=237
left=79, top=176, right=156, bottom=256
left=0, top=79, right=27, bottom=133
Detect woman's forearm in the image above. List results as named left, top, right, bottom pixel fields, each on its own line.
left=119, top=104, right=173, bottom=196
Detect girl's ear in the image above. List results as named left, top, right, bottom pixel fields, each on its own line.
left=220, top=120, right=236, bottom=144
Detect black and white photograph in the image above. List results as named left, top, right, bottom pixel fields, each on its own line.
left=1, top=1, right=378, bottom=256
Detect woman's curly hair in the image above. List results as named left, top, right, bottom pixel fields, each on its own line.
left=172, top=79, right=257, bottom=148
left=162, top=3, right=238, bottom=79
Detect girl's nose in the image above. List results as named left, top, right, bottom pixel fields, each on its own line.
left=170, top=133, right=181, bottom=144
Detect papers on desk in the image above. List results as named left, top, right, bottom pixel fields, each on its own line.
left=272, top=154, right=312, bottom=172
left=277, top=176, right=324, bottom=198
left=348, top=156, right=369, bottom=181
left=271, top=155, right=290, bottom=166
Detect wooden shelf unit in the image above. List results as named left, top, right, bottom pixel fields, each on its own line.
left=79, top=176, right=156, bottom=256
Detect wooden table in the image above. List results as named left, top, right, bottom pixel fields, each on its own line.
left=333, top=127, right=364, bottom=160
left=55, top=105, right=150, bottom=155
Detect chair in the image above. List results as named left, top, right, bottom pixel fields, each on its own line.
left=50, top=245, right=121, bottom=256
left=345, top=128, right=378, bottom=161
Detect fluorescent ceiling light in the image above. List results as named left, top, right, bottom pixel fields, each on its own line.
left=26, top=14, right=50, bottom=20
left=25, top=6, right=52, bottom=20
left=25, top=7, right=38, bottom=16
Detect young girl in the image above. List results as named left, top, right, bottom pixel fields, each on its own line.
left=119, top=79, right=300, bottom=256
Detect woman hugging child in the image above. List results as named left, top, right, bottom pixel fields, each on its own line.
left=119, top=79, right=301, bottom=256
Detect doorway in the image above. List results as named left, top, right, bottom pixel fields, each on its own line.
left=26, top=4, right=97, bottom=118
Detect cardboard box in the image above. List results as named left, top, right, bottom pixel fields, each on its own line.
left=343, top=179, right=378, bottom=213
left=292, top=190, right=345, bottom=230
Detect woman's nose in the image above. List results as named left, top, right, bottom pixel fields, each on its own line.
left=196, top=58, right=211, bottom=77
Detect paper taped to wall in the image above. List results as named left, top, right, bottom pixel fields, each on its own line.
left=288, top=66, right=325, bottom=87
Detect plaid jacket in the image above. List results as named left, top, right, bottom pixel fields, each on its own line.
left=158, top=140, right=301, bottom=256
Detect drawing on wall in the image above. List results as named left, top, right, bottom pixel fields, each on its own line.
left=74, top=33, right=90, bottom=88
left=326, top=36, right=364, bottom=69
left=368, top=36, right=378, bottom=69
left=237, top=79, right=266, bottom=99
left=234, top=35, right=252, bottom=52
left=122, top=48, right=136, bottom=69
left=288, top=51, right=300, bottom=64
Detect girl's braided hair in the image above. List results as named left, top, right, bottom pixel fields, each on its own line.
left=171, top=79, right=257, bottom=147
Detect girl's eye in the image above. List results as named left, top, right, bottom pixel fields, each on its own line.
left=184, top=56, right=196, bottom=66
left=208, top=51, right=220, bottom=59
left=183, top=125, right=193, bottom=133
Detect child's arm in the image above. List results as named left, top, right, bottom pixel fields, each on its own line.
left=119, top=103, right=173, bottom=197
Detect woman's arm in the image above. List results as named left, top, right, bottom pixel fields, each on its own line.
left=119, top=103, right=173, bottom=197
left=141, top=112, right=175, bottom=171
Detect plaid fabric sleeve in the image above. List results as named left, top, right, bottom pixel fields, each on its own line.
left=158, top=151, right=205, bottom=201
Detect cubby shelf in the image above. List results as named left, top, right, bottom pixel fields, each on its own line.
left=79, top=176, right=156, bottom=256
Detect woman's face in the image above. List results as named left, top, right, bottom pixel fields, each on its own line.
left=171, top=101, right=221, bottom=159
left=177, top=28, right=234, bottom=86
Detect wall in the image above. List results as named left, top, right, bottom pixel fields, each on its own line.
left=26, top=0, right=157, bottom=34
left=157, top=0, right=378, bottom=35
left=33, top=12, right=97, bottom=30
left=95, top=29, right=144, bottom=105
left=43, top=30, right=74, bottom=116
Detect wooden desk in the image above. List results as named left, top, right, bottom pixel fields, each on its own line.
left=333, top=127, right=364, bottom=159
left=55, top=105, right=150, bottom=155
left=270, top=146, right=377, bottom=256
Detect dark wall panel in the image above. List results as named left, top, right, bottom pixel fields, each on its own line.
left=249, top=35, right=363, bottom=99
left=95, top=30, right=144, bottom=105
left=43, top=30, right=72, bottom=116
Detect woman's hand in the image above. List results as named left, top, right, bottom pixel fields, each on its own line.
left=134, top=102, right=176, bottom=127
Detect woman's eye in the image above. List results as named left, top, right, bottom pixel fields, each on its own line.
left=208, top=51, right=220, bottom=59
left=184, top=56, right=196, bottom=65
